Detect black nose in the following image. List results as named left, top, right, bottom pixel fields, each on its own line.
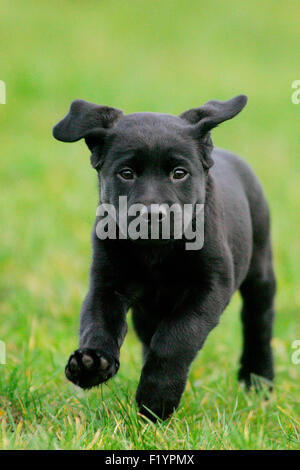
left=141, top=205, right=167, bottom=222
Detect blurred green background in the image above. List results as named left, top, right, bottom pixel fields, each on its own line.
left=0, top=0, right=299, bottom=449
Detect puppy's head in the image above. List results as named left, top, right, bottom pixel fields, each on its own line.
left=53, top=95, right=247, bottom=242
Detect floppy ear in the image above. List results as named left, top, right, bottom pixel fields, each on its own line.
left=180, top=94, right=247, bottom=132
left=52, top=99, right=123, bottom=169
left=179, top=94, right=247, bottom=169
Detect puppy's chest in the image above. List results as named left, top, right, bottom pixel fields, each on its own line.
left=116, top=264, right=193, bottom=309
left=120, top=280, right=180, bottom=313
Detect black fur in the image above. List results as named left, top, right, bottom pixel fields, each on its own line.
left=53, top=95, right=276, bottom=421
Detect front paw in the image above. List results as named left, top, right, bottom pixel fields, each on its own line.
left=65, top=348, right=119, bottom=389
left=136, top=377, right=183, bottom=422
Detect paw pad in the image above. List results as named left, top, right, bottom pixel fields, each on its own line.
left=65, top=348, right=119, bottom=389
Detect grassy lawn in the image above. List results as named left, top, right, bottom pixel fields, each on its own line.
left=0, top=0, right=299, bottom=450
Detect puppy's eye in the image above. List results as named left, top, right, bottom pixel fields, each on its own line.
left=171, top=168, right=188, bottom=180
left=119, top=169, right=135, bottom=180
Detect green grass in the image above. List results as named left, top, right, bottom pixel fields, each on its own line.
left=0, top=0, right=299, bottom=450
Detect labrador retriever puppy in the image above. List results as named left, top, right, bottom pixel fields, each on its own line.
left=53, top=95, right=276, bottom=421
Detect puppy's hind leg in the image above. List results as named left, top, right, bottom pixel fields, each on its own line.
left=238, top=243, right=276, bottom=389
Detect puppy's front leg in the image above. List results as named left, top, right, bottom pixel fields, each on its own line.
left=65, top=288, right=128, bottom=389
left=136, top=287, right=230, bottom=421
left=65, top=238, right=128, bottom=389
left=65, top=288, right=127, bottom=389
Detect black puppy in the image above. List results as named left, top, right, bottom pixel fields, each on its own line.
left=53, top=95, right=276, bottom=421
